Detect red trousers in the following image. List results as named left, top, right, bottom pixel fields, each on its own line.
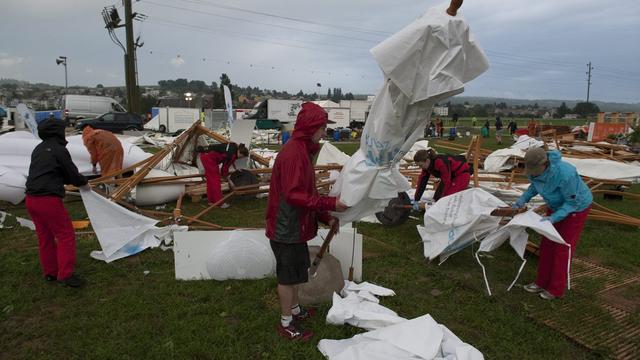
left=535, top=205, right=591, bottom=297
left=443, top=172, right=471, bottom=197
left=25, top=195, right=76, bottom=280
left=200, top=152, right=225, bottom=204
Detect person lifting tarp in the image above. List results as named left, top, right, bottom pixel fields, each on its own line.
left=196, top=142, right=249, bottom=208
left=82, top=125, right=124, bottom=177
left=412, top=149, right=472, bottom=208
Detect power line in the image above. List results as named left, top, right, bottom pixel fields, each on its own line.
left=143, top=0, right=378, bottom=44
left=167, top=0, right=390, bottom=37
left=146, top=17, right=371, bottom=52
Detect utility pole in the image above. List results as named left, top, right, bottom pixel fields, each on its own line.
left=123, top=0, right=140, bottom=113
left=101, top=2, right=145, bottom=114
left=586, top=62, right=594, bottom=104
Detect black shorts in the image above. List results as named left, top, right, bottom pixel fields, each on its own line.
left=269, top=241, right=310, bottom=285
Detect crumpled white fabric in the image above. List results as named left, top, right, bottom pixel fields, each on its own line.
left=510, top=135, right=543, bottom=151
left=317, top=142, right=351, bottom=166
left=80, top=188, right=187, bottom=262
left=562, top=157, right=640, bottom=183
left=330, top=5, right=489, bottom=223
left=0, top=210, right=35, bottom=230
left=0, top=165, right=26, bottom=205
left=418, top=188, right=506, bottom=263
left=327, top=280, right=403, bottom=330
left=483, top=148, right=525, bottom=172
left=476, top=210, right=567, bottom=295
left=319, top=314, right=484, bottom=360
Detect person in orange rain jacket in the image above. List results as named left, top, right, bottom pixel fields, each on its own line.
left=81, top=125, right=124, bottom=177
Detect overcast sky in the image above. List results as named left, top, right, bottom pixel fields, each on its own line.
left=2, top=0, right=639, bottom=103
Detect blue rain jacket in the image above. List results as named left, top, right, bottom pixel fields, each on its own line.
left=516, top=150, right=592, bottom=223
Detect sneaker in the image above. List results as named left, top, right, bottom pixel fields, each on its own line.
left=44, top=275, right=57, bottom=282
left=58, top=274, right=86, bottom=288
left=539, top=290, right=557, bottom=300
left=293, top=307, right=317, bottom=322
left=523, top=283, right=543, bottom=293
left=276, top=322, right=313, bottom=341
left=220, top=203, right=231, bottom=209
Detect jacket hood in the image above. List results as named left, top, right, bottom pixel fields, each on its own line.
left=292, top=102, right=328, bottom=139
left=38, top=119, right=67, bottom=144
left=291, top=102, right=327, bottom=155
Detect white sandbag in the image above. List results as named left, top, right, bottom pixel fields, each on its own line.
left=205, top=230, right=276, bottom=280
left=330, top=4, right=488, bottom=223
left=402, top=140, right=431, bottom=163
left=418, top=188, right=506, bottom=263
left=0, top=165, right=26, bottom=204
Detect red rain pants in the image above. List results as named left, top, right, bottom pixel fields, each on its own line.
left=200, top=152, right=226, bottom=204
left=25, top=195, right=76, bottom=280
left=535, top=205, right=591, bottom=297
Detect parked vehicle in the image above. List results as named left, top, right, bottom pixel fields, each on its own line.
left=61, top=95, right=126, bottom=126
left=244, top=99, right=302, bottom=130
left=144, top=107, right=200, bottom=133
left=75, top=112, right=143, bottom=133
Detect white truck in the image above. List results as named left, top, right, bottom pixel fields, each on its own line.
left=244, top=99, right=303, bottom=130
left=60, top=95, right=126, bottom=126
left=144, top=107, right=200, bottom=133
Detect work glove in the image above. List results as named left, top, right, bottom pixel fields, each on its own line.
left=411, top=200, right=420, bottom=211
left=539, top=216, right=551, bottom=223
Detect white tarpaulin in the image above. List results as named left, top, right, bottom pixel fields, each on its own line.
left=418, top=188, right=506, bottom=263
left=483, top=148, right=525, bottom=172
left=477, top=210, right=568, bottom=296
left=317, top=142, right=350, bottom=166
left=563, top=157, right=640, bottom=183
left=80, top=188, right=186, bottom=263
left=0, top=165, right=26, bottom=204
left=326, top=281, right=403, bottom=331
left=319, top=314, right=484, bottom=360
left=330, top=5, right=489, bottom=223
left=510, top=135, right=543, bottom=151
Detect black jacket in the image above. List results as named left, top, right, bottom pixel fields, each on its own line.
left=25, top=119, right=87, bottom=197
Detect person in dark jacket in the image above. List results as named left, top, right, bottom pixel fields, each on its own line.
left=412, top=149, right=470, bottom=208
left=25, top=119, right=89, bottom=288
left=265, top=102, right=348, bottom=341
left=495, top=116, right=503, bottom=144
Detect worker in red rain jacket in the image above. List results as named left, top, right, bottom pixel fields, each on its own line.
left=412, top=149, right=471, bottom=207
left=265, top=102, right=348, bottom=341
left=197, top=142, right=247, bottom=208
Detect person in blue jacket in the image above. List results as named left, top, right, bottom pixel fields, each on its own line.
left=513, top=147, right=592, bottom=300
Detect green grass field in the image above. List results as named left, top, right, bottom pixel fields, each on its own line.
left=1, top=138, right=638, bottom=359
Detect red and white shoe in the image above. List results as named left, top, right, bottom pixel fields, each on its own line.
left=293, top=307, right=317, bottom=322
left=276, top=322, right=313, bottom=341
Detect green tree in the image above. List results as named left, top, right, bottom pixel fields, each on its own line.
left=573, top=102, right=600, bottom=117
left=557, top=102, right=571, bottom=118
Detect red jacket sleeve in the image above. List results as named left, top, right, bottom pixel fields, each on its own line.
left=414, top=169, right=430, bottom=201
left=280, top=160, right=337, bottom=213
left=433, top=158, right=452, bottom=200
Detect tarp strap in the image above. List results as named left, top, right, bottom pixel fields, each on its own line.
left=475, top=250, right=492, bottom=296
left=507, top=259, right=527, bottom=292
left=567, top=245, right=572, bottom=290
left=473, top=232, right=492, bottom=296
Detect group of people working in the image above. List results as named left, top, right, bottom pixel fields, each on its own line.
left=25, top=103, right=592, bottom=342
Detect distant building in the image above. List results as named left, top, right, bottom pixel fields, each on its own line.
left=563, top=114, right=579, bottom=119
left=433, top=106, right=448, bottom=116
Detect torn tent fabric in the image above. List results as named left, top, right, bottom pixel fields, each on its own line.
left=418, top=188, right=506, bottom=263
left=80, top=189, right=186, bottom=263
left=326, top=281, right=403, bottom=330
left=319, top=314, right=484, bottom=360
left=330, top=5, right=489, bottom=223
left=476, top=210, right=568, bottom=296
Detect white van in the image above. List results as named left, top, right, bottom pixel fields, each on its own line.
left=144, top=107, right=200, bottom=133
left=60, top=95, right=126, bottom=126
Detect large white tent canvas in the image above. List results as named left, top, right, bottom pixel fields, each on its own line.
left=330, top=5, right=489, bottom=223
